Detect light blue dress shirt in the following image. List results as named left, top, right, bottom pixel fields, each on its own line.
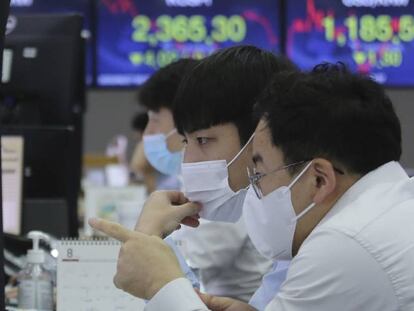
left=164, top=236, right=200, bottom=289
left=249, top=260, right=290, bottom=311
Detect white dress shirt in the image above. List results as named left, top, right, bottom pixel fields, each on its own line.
left=146, top=161, right=414, bottom=311
left=172, top=218, right=272, bottom=302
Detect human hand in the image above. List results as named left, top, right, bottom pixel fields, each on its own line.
left=196, top=290, right=257, bottom=311
left=135, top=190, right=201, bottom=238
left=89, top=218, right=184, bottom=300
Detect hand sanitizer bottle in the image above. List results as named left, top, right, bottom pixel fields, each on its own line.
left=17, top=231, right=53, bottom=311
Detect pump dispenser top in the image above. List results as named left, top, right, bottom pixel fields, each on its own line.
left=27, top=231, right=50, bottom=264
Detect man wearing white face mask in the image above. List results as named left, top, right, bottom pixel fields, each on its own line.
left=171, top=46, right=298, bottom=303
left=180, top=133, right=254, bottom=222
left=90, top=63, right=414, bottom=311
left=137, top=59, right=203, bottom=289
left=138, top=50, right=297, bottom=304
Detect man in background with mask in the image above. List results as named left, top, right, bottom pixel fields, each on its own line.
left=138, top=48, right=297, bottom=304
left=91, top=63, right=414, bottom=310
left=138, top=59, right=196, bottom=190
left=129, top=112, right=159, bottom=192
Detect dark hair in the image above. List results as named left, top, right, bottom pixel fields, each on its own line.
left=138, top=58, right=198, bottom=111
left=131, top=112, right=148, bottom=132
left=255, top=63, right=402, bottom=175
left=173, top=45, right=298, bottom=145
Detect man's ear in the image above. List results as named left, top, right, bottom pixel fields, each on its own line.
left=311, top=158, right=337, bottom=204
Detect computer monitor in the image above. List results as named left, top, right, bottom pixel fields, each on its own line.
left=9, top=0, right=94, bottom=85
left=1, top=135, right=23, bottom=235
left=0, top=1, right=10, bottom=57
left=1, top=14, right=86, bottom=237
left=1, top=13, right=85, bottom=126
left=1, top=1, right=11, bottom=309
left=1, top=126, right=78, bottom=238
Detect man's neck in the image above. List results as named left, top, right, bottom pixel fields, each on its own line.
left=292, top=173, right=361, bottom=256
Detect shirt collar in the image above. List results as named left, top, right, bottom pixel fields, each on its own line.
left=322, top=161, right=408, bottom=222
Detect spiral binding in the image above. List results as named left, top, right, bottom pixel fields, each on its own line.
left=59, top=238, right=121, bottom=246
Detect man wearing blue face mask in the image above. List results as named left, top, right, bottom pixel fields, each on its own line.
left=90, top=63, right=414, bottom=311
left=138, top=59, right=197, bottom=187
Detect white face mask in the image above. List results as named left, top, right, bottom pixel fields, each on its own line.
left=243, top=161, right=316, bottom=260
left=181, top=134, right=254, bottom=222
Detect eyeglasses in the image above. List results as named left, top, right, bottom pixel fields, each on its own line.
left=247, top=161, right=345, bottom=199
left=247, top=161, right=307, bottom=199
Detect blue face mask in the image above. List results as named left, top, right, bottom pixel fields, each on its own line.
left=143, top=129, right=183, bottom=176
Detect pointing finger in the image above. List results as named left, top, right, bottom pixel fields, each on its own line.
left=89, top=218, right=134, bottom=243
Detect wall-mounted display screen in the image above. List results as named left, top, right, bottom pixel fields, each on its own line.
left=286, top=0, right=414, bottom=86
left=97, top=0, right=281, bottom=87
